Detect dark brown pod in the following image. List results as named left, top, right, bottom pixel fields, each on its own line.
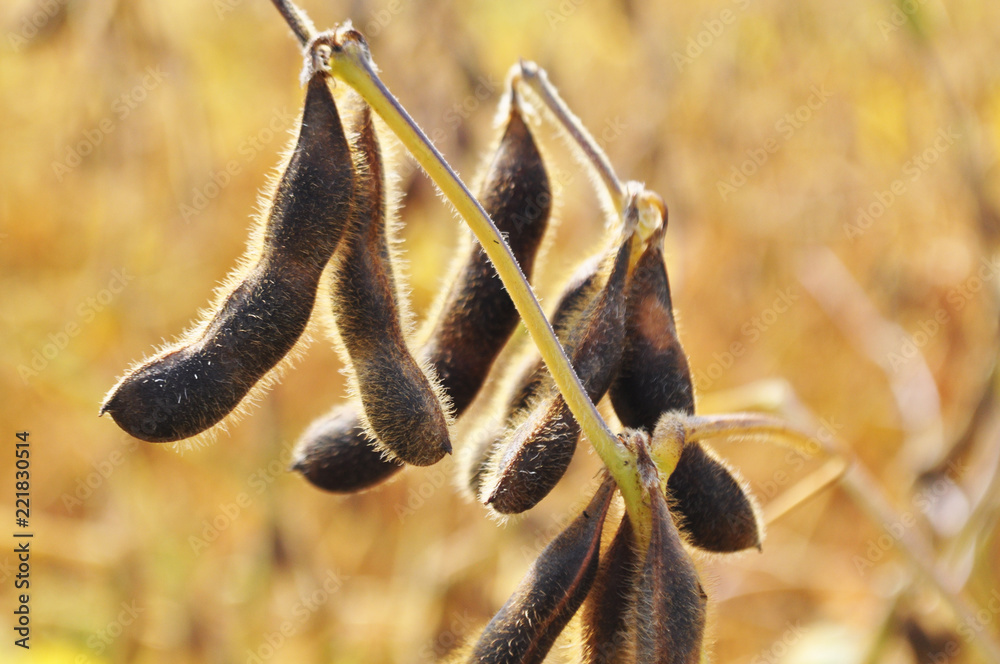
left=668, top=442, right=761, bottom=552
left=465, top=257, right=604, bottom=498
left=468, top=476, right=616, bottom=664
left=483, top=237, right=630, bottom=514
left=328, top=108, right=451, bottom=466
left=610, top=225, right=761, bottom=552
left=292, top=91, right=551, bottom=490
left=632, top=487, right=707, bottom=664
left=101, top=70, right=354, bottom=442
left=582, top=515, right=638, bottom=664
left=290, top=409, right=403, bottom=493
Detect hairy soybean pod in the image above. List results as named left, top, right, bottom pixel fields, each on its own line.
left=420, top=91, right=552, bottom=413
left=583, top=515, right=638, bottom=664
left=632, top=488, right=707, bottom=664
left=484, top=237, right=630, bottom=514
left=329, top=107, right=451, bottom=467
left=610, top=226, right=761, bottom=552
left=101, top=70, right=354, bottom=442
left=291, top=93, right=551, bottom=489
left=290, top=405, right=402, bottom=492
left=469, top=476, right=616, bottom=664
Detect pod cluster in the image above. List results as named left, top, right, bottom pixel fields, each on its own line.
left=458, top=197, right=762, bottom=662
left=102, top=37, right=454, bottom=469
left=103, top=28, right=764, bottom=662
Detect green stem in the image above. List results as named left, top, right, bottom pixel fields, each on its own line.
left=324, top=27, right=648, bottom=528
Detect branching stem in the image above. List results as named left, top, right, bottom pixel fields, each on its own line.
left=321, top=26, right=647, bottom=527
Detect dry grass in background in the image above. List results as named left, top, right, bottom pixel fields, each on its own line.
left=2, top=0, right=999, bottom=662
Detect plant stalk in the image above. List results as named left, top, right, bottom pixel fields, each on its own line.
left=323, top=27, right=648, bottom=528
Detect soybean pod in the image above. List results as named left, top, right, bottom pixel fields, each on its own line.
left=631, top=482, right=707, bottom=664
left=468, top=475, right=616, bottom=664
left=102, top=65, right=354, bottom=442
left=327, top=107, right=451, bottom=466
left=582, top=515, right=637, bottom=664
left=291, top=88, right=551, bottom=489
left=610, top=223, right=762, bottom=553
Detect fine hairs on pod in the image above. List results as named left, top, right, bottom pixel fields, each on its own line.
left=481, top=224, right=632, bottom=516
left=610, top=221, right=762, bottom=553
left=582, top=515, right=638, bottom=664
left=468, top=475, right=617, bottom=664
left=325, top=105, right=451, bottom=467
left=631, top=468, right=707, bottom=664
left=290, top=84, right=552, bottom=490
left=101, top=57, right=354, bottom=444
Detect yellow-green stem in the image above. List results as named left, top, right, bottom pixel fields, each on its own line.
left=325, top=31, right=649, bottom=529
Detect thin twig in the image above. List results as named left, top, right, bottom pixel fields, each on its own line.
left=269, top=0, right=315, bottom=47
left=515, top=60, right=625, bottom=212
left=763, top=456, right=847, bottom=525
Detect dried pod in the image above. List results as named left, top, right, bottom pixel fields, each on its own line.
left=465, top=256, right=603, bottom=498
left=483, top=236, right=630, bottom=514
left=292, top=91, right=551, bottom=489
left=668, top=442, right=762, bottom=553
left=290, top=406, right=402, bottom=493
left=609, top=224, right=693, bottom=425
left=101, top=69, right=354, bottom=442
left=582, top=515, right=638, bottom=664
left=469, top=476, right=616, bottom=664
left=610, top=225, right=761, bottom=552
left=632, top=484, right=707, bottom=664
left=328, top=107, right=451, bottom=466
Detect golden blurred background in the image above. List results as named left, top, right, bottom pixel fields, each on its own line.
left=2, top=0, right=999, bottom=662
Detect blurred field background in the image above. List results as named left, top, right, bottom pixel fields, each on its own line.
left=3, top=0, right=1000, bottom=662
